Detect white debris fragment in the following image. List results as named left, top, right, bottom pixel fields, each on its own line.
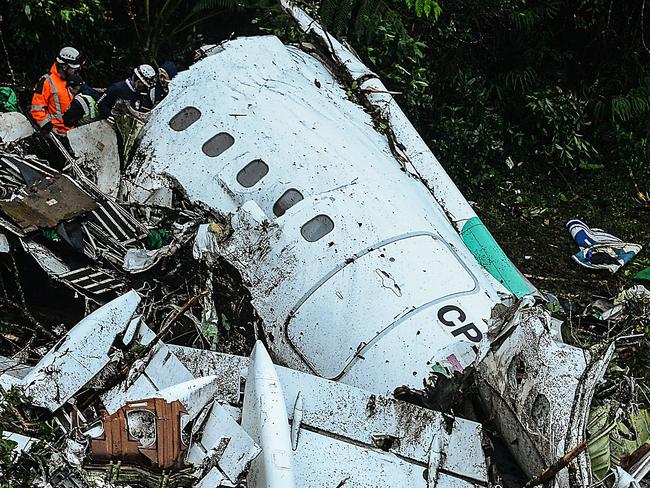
left=0, top=232, right=8, bottom=253
left=189, top=401, right=261, bottom=483
left=12, top=290, right=141, bottom=411
left=242, top=341, right=296, bottom=488
left=0, top=112, right=35, bottom=144
left=101, top=338, right=194, bottom=415
left=67, top=121, right=121, bottom=198
left=122, top=247, right=169, bottom=273
left=476, top=297, right=614, bottom=487
left=2, top=431, right=36, bottom=459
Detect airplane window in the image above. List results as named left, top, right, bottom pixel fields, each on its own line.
left=237, top=159, right=269, bottom=188
left=202, top=132, right=235, bottom=157
left=168, top=106, right=201, bottom=131
left=273, top=189, right=303, bottom=217
left=301, top=214, right=334, bottom=242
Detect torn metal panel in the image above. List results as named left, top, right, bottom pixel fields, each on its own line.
left=10, top=290, right=140, bottom=411
left=67, top=121, right=121, bottom=198
left=475, top=297, right=614, bottom=487
left=0, top=354, right=32, bottom=380
left=0, top=173, right=98, bottom=231
left=101, top=340, right=195, bottom=415
left=0, top=112, right=34, bottom=144
left=58, top=266, right=125, bottom=296
left=21, top=238, right=71, bottom=276
left=168, top=345, right=247, bottom=405
left=187, top=401, right=261, bottom=484
left=20, top=239, right=126, bottom=297
left=155, top=376, right=220, bottom=429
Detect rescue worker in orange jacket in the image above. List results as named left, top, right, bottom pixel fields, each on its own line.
left=30, top=47, right=82, bottom=136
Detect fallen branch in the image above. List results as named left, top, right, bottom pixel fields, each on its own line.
left=80, top=289, right=209, bottom=409
left=140, top=288, right=210, bottom=360
left=524, top=441, right=587, bottom=487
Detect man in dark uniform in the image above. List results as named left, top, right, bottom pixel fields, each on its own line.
left=96, top=64, right=157, bottom=119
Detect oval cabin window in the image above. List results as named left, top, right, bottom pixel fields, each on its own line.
left=237, top=159, right=269, bottom=188
left=273, top=189, right=304, bottom=217
left=202, top=132, right=235, bottom=157
left=168, top=107, right=201, bottom=131
left=301, top=214, right=334, bottom=242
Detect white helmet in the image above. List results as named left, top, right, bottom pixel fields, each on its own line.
left=133, top=64, right=157, bottom=88
left=56, top=47, right=81, bottom=68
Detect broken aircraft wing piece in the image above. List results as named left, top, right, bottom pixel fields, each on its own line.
left=7, top=290, right=141, bottom=411
left=172, top=342, right=489, bottom=487
left=241, top=341, right=296, bottom=488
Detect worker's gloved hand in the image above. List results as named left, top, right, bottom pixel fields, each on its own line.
left=39, top=121, right=53, bottom=136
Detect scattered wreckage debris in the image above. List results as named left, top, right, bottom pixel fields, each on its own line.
left=2, top=292, right=490, bottom=487
left=567, top=218, right=642, bottom=273
left=124, top=4, right=630, bottom=485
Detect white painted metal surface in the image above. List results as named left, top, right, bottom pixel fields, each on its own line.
left=101, top=339, right=194, bottom=415
left=241, top=341, right=296, bottom=488
left=130, top=34, right=512, bottom=396
left=172, top=343, right=489, bottom=487
left=6, top=290, right=140, bottom=411
left=124, top=20, right=610, bottom=486
left=67, top=120, right=121, bottom=198
left=0, top=112, right=34, bottom=144
left=0, top=231, right=8, bottom=253
left=2, top=431, right=36, bottom=459
left=188, top=400, right=261, bottom=484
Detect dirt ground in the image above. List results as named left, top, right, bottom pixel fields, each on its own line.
left=472, top=166, right=650, bottom=302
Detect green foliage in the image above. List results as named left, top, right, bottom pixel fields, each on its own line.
left=525, top=86, right=599, bottom=169
left=126, top=0, right=246, bottom=62
left=404, top=0, right=441, bottom=19
left=0, top=0, right=110, bottom=87
left=609, top=79, right=650, bottom=122
left=509, top=0, right=560, bottom=30
left=314, top=0, right=650, bottom=181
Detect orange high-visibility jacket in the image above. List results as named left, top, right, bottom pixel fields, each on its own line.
left=30, top=64, right=73, bottom=135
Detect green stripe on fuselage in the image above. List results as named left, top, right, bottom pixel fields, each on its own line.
left=461, top=216, right=534, bottom=298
